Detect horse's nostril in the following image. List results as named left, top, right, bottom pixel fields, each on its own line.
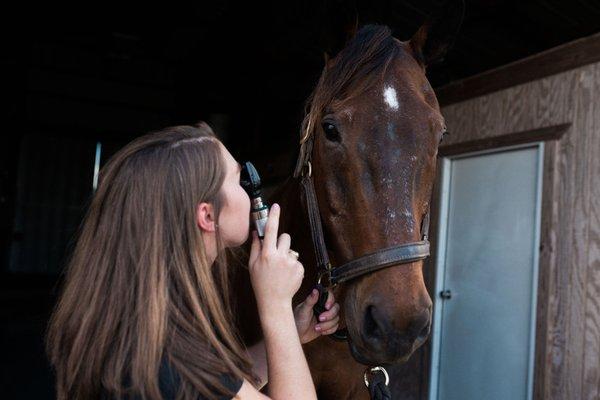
left=408, top=312, right=431, bottom=343
left=364, top=305, right=383, bottom=339
left=418, top=321, right=430, bottom=340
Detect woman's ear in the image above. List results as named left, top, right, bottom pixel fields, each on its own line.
left=196, top=202, right=216, bottom=232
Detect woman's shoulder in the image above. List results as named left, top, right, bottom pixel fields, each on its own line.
left=159, top=357, right=243, bottom=400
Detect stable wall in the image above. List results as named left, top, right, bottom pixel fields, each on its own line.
left=402, top=35, right=600, bottom=400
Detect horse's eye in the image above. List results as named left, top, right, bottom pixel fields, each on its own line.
left=322, top=122, right=340, bottom=142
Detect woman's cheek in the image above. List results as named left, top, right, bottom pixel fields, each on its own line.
left=241, top=187, right=251, bottom=215
left=240, top=188, right=251, bottom=239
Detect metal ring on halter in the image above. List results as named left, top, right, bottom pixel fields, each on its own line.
left=300, top=161, right=312, bottom=178
left=288, top=249, right=299, bottom=260
left=363, top=366, right=390, bottom=388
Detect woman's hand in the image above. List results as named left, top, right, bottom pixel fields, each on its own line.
left=293, top=289, right=341, bottom=344
left=248, top=203, right=304, bottom=315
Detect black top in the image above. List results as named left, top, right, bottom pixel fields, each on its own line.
left=109, top=357, right=243, bottom=400
left=157, top=357, right=243, bottom=400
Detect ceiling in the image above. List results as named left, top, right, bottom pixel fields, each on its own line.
left=4, top=0, right=600, bottom=170
left=10, top=0, right=600, bottom=87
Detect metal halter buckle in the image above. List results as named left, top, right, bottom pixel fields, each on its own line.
left=317, top=262, right=335, bottom=288
left=363, top=366, right=390, bottom=388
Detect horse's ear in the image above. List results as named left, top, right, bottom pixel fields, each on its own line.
left=410, top=0, right=465, bottom=68
left=321, top=3, right=359, bottom=62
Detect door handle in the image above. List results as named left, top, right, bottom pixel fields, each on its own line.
left=440, top=289, right=452, bottom=299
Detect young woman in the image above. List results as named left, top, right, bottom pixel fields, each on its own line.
left=46, top=122, right=340, bottom=400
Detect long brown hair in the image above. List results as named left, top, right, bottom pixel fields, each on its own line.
left=46, top=122, right=257, bottom=399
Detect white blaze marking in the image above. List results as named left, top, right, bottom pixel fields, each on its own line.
left=383, top=85, right=399, bottom=110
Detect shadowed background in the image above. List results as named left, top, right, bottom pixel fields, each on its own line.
left=1, top=0, right=599, bottom=398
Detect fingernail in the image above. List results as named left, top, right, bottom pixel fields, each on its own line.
left=326, top=303, right=331, bottom=310
left=315, top=325, right=321, bottom=331
left=319, top=315, right=326, bottom=321
left=312, top=289, right=318, bottom=296
left=272, top=203, right=279, bottom=210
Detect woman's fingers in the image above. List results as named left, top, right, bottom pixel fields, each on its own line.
left=277, top=233, right=291, bottom=252
left=320, top=325, right=340, bottom=335
left=316, top=316, right=340, bottom=333
left=318, top=303, right=340, bottom=322
left=248, top=202, right=304, bottom=312
left=315, top=290, right=341, bottom=334
left=325, top=289, right=335, bottom=310
left=262, top=203, right=280, bottom=252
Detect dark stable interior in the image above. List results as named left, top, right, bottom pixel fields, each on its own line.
left=2, top=1, right=599, bottom=397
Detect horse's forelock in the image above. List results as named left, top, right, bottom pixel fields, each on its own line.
left=300, top=25, right=400, bottom=142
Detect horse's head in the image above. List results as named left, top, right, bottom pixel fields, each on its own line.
left=298, top=3, right=463, bottom=365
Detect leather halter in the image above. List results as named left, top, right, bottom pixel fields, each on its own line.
left=294, top=128, right=432, bottom=291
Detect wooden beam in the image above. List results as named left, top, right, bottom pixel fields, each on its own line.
left=438, top=123, right=571, bottom=157
left=435, top=32, right=600, bottom=106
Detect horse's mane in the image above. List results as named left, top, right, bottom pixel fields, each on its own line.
left=294, top=25, right=399, bottom=176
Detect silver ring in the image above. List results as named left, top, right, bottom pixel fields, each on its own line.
left=288, top=249, right=299, bottom=260
left=363, top=366, right=389, bottom=388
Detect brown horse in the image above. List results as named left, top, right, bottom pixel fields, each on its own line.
left=235, top=2, right=464, bottom=398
